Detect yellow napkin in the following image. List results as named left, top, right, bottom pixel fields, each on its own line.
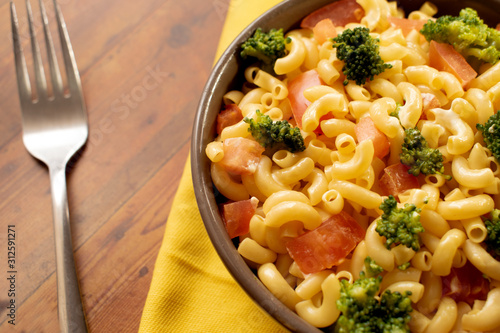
left=138, top=1, right=290, bottom=332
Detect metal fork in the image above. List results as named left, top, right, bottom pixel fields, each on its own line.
left=11, top=0, right=88, bottom=332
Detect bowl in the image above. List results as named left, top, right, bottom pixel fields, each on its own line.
left=191, top=0, right=500, bottom=331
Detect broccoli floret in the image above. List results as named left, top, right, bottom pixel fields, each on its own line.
left=240, top=28, right=289, bottom=72
left=335, top=272, right=382, bottom=333
left=364, top=256, right=384, bottom=277
left=332, top=27, right=392, bottom=86
left=477, top=112, right=500, bottom=163
left=243, top=110, right=305, bottom=152
left=376, top=195, right=424, bottom=251
left=483, top=209, right=500, bottom=259
left=377, top=290, right=413, bottom=333
left=335, top=272, right=413, bottom=333
left=400, top=127, right=449, bottom=178
left=420, top=8, right=500, bottom=64
left=397, top=262, right=411, bottom=271
left=390, top=103, right=402, bottom=119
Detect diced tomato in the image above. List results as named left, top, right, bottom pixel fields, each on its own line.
left=441, top=261, right=490, bottom=306
left=221, top=198, right=258, bottom=239
left=313, top=18, right=337, bottom=44
left=218, top=137, right=265, bottom=175
left=379, top=163, right=420, bottom=198
left=354, top=116, right=390, bottom=159
left=388, top=17, right=427, bottom=36
left=216, top=104, right=243, bottom=135
left=496, top=23, right=500, bottom=31
left=286, top=211, right=365, bottom=274
left=288, top=69, right=324, bottom=129
left=300, top=0, right=364, bottom=29
left=429, top=41, right=477, bottom=88
left=421, top=92, right=441, bottom=113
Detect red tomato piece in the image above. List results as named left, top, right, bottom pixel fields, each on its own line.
left=287, top=69, right=324, bottom=129
left=379, top=163, right=420, bottom=198
left=218, top=137, right=265, bottom=175
left=300, top=0, right=364, bottom=29
left=216, top=104, right=243, bottom=135
left=429, top=41, right=477, bottom=88
left=442, top=262, right=490, bottom=306
left=388, top=17, right=427, bottom=36
left=286, top=211, right=365, bottom=274
left=354, top=116, right=390, bottom=159
left=222, top=198, right=258, bottom=239
left=313, top=18, right=337, bottom=45
left=421, top=92, right=441, bottom=113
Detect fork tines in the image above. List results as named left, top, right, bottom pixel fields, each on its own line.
left=11, top=0, right=83, bottom=102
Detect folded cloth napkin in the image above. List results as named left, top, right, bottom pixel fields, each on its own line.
left=138, top=1, right=290, bottom=332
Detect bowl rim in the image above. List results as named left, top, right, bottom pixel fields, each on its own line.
left=191, top=0, right=500, bottom=331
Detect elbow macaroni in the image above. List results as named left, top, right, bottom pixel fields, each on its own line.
left=461, top=288, right=500, bottom=332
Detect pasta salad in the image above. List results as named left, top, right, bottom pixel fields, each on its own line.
left=205, top=0, right=500, bottom=331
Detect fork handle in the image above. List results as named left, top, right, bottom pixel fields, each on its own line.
left=49, top=165, right=88, bottom=333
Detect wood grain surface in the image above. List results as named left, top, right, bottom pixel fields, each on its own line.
left=0, top=0, right=228, bottom=331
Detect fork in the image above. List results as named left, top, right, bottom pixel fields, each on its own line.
left=10, top=0, right=88, bottom=332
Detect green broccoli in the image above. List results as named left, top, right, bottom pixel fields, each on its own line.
left=335, top=272, right=413, bottom=333
left=390, top=102, right=402, bottom=119
left=483, top=209, right=500, bottom=259
left=420, top=8, right=500, bottom=64
left=400, top=127, right=449, bottom=178
left=397, top=262, right=411, bottom=271
left=240, top=28, right=289, bottom=72
left=376, top=195, right=424, bottom=251
left=364, top=256, right=384, bottom=277
left=332, top=27, right=392, bottom=86
left=477, top=111, right=500, bottom=163
left=243, top=110, right=305, bottom=153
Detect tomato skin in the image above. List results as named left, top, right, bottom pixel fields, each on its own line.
left=429, top=41, right=477, bottom=88
left=379, top=163, right=420, bottom=198
left=441, top=262, right=490, bottom=306
left=354, top=116, right=390, bottom=159
left=222, top=198, right=258, bottom=239
left=388, top=17, right=427, bottom=36
left=286, top=211, right=365, bottom=274
left=217, top=104, right=243, bottom=135
left=300, top=0, right=364, bottom=29
left=421, top=92, right=441, bottom=112
left=313, top=18, right=337, bottom=45
left=218, top=137, right=265, bottom=175
left=288, top=69, right=324, bottom=129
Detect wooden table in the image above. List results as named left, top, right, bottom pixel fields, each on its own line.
left=0, top=0, right=227, bottom=331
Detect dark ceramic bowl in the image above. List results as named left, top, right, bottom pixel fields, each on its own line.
left=191, top=0, right=500, bottom=331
